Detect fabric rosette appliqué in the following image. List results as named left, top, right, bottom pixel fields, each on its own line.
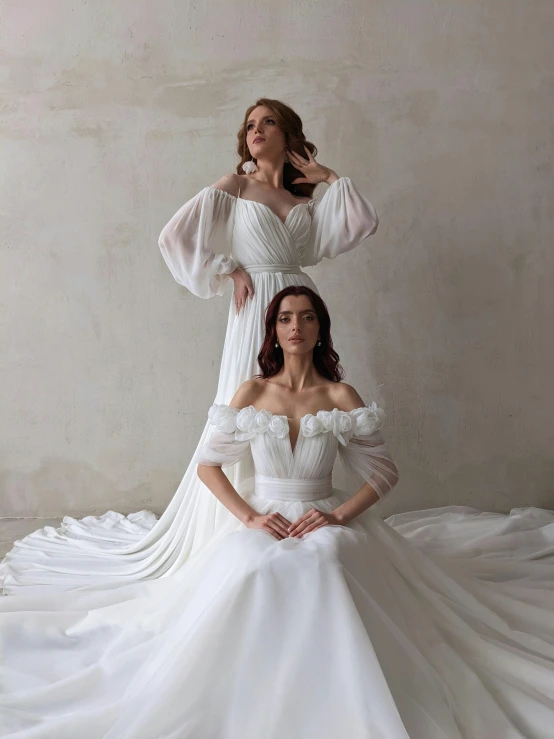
left=300, top=404, right=384, bottom=445
left=351, top=402, right=385, bottom=436
left=208, top=403, right=289, bottom=441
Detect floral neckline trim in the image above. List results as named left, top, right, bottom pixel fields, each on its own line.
left=208, top=403, right=384, bottom=446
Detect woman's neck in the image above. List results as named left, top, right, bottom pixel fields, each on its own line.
left=274, top=354, right=319, bottom=392
left=252, top=157, right=285, bottom=190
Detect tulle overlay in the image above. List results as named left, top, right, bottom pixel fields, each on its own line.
left=2, top=500, right=554, bottom=738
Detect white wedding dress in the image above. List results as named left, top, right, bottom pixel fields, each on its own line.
left=2, top=403, right=554, bottom=738
left=0, top=177, right=379, bottom=594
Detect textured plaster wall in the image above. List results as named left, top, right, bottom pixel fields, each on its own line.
left=1, top=1, right=553, bottom=519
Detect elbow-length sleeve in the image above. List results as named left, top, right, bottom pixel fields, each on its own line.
left=194, top=404, right=251, bottom=468
left=338, top=406, right=399, bottom=501
left=158, top=187, right=238, bottom=299
left=301, top=177, right=379, bottom=268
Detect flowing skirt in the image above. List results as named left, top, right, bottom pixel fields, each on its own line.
left=2, top=489, right=554, bottom=738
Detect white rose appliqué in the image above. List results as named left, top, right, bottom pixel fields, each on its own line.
left=351, top=403, right=385, bottom=436
left=301, top=415, right=325, bottom=438
left=268, top=415, right=289, bottom=439
left=208, top=404, right=238, bottom=434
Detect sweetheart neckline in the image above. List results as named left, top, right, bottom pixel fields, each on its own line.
left=206, top=186, right=313, bottom=226
left=237, top=198, right=312, bottom=226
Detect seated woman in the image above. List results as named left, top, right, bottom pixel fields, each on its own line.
left=197, top=284, right=399, bottom=544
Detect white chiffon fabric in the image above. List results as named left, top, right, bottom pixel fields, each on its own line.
left=2, top=405, right=554, bottom=738
left=0, top=177, right=379, bottom=594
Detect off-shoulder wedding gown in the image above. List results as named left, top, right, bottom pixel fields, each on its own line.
left=2, top=404, right=554, bottom=738
left=0, top=177, right=379, bottom=594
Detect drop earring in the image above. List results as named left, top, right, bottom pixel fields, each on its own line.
left=317, top=338, right=322, bottom=346
left=275, top=341, right=280, bottom=348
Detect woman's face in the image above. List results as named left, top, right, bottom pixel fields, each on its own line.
left=275, top=295, right=320, bottom=356
left=246, top=105, right=287, bottom=162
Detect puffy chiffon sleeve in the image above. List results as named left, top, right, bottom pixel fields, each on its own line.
left=301, top=177, right=379, bottom=267
left=194, top=404, right=251, bottom=468
left=338, top=407, right=398, bottom=500
left=158, top=187, right=238, bottom=299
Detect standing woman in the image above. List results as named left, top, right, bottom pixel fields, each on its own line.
left=1, top=98, right=379, bottom=594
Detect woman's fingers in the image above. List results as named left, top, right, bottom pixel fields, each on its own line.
left=276, top=513, right=292, bottom=528
left=290, top=511, right=320, bottom=537
left=269, top=514, right=292, bottom=538
left=288, top=511, right=311, bottom=534
left=235, top=284, right=253, bottom=314
left=299, top=521, right=324, bottom=536
left=291, top=177, right=309, bottom=185
left=288, top=149, right=308, bottom=168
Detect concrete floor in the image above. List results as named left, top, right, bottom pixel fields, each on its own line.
left=0, top=518, right=62, bottom=559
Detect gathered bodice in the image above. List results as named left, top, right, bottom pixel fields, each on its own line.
left=225, top=192, right=313, bottom=271
left=196, top=403, right=397, bottom=503
left=158, top=177, right=379, bottom=299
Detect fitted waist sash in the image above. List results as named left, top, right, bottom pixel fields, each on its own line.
left=254, top=474, right=333, bottom=502
left=243, top=264, right=302, bottom=275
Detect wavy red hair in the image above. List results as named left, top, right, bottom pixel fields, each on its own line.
left=236, top=98, right=318, bottom=199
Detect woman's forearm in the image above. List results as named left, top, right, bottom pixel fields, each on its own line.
left=332, top=482, right=382, bottom=525
left=197, top=464, right=257, bottom=525
left=325, top=171, right=339, bottom=185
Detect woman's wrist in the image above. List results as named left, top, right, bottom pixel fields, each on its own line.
left=324, top=171, right=339, bottom=185
left=239, top=507, right=258, bottom=526
left=332, top=507, right=349, bottom=525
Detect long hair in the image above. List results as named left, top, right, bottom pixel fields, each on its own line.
left=236, top=98, right=318, bottom=199
left=257, top=286, right=344, bottom=382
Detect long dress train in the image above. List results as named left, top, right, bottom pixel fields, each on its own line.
left=2, top=404, right=554, bottom=738
left=0, top=177, right=379, bottom=594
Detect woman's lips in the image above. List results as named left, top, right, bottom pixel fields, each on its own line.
left=253, top=137, right=265, bottom=143
left=289, top=338, right=304, bottom=343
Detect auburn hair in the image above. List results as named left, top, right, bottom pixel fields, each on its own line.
left=236, top=98, right=318, bottom=199
left=257, top=286, right=344, bottom=382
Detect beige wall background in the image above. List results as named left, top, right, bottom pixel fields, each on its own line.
left=1, top=1, right=553, bottom=520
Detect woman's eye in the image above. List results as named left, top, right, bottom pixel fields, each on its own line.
left=303, top=315, right=314, bottom=321
left=266, top=119, right=275, bottom=125
left=278, top=317, right=289, bottom=323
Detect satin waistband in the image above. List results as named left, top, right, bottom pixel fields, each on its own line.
left=243, top=264, right=302, bottom=275
left=254, top=474, right=333, bottom=502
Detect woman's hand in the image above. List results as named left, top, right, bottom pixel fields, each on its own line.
left=288, top=508, right=340, bottom=538
left=288, top=146, right=338, bottom=186
left=246, top=512, right=293, bottom=541
left=231, top=267, right=254, bottom=315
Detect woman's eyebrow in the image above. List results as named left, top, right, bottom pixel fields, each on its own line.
left=278, top=310, right=316, bottom=316
left=247, top=115, right=272, bottom=125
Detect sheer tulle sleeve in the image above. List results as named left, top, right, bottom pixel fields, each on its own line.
left=194, top=404, right=251, bottom=468
left=338, top=429, right=399, bottom=501
left=158, top=187, right=238, bottom=299
left=301, top=177, right=379, bottom=267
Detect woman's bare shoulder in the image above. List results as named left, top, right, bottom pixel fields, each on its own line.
left=229, top=378, right=266, bottom=409
left=329, top=382, right=366, bottom=411
left=210, top=174, right=240, bottom=196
